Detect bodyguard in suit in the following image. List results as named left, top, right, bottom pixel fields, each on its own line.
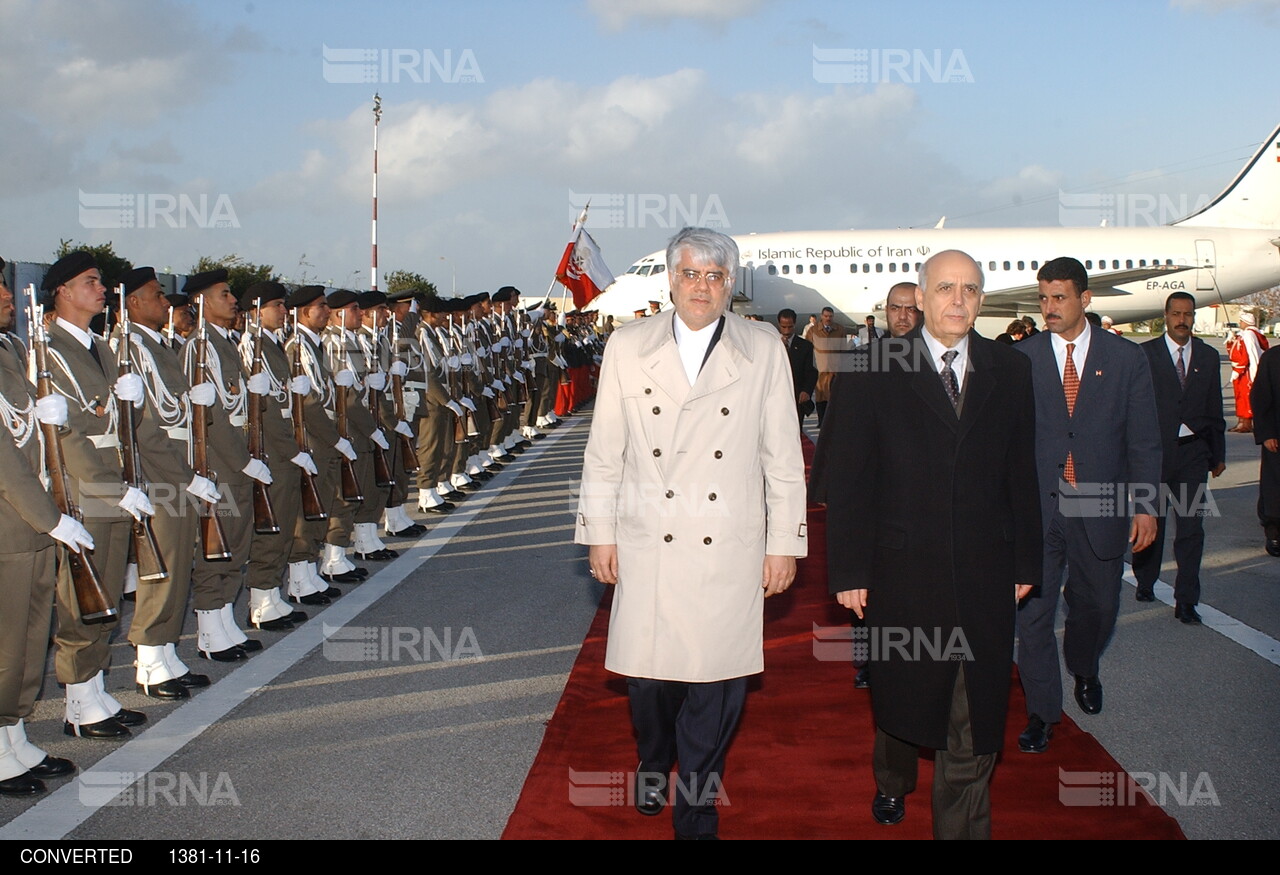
left=1015, top=257, right=1160, bottom=754
left=577, top=227, right=807, bottom=840
left=812, top=250, right=1041, bottom=839
left=776, top=307, right=817, bottom=421
left=1132, top=293, right=1226, bottom=622
left=1252, top=344, right=1280, bottom=556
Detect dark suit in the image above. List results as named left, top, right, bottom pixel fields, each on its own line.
left=1132, top=335, right=1225, bottom=605
left=812, top=328, right=1041, bottom=838
left=1015, top=327, right=1161, bottom=722
left=782, top=332, right=817, bottom=419
left=1252, top=346, right=1280, bottom=540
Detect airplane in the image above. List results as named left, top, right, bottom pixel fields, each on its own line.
left=593, top=122, right=1280, bottom=334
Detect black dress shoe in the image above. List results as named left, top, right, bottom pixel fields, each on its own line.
left=121, top=591, right=137, bottom=603
left=0, top=773, right=45, bottom=797
left=1018, top=714, right=1053, bottom=753
left=28, top=755, right=76, bottom=778
left=387, top=524, right=426, bottom=538
left=1074, top=675, right=1103, bottom=715
left=1135, top=587, right=1155, bottom=602
left=444, top=490, right=465, bottom=501
left=291, top=592, right=331, bottom=606
left=1175, top=603, right=1203, bottom=624
left=137, top=678, right=190, bottom=700
left=199, top=645, right=247, bottom=663
left=64, top=717, right=130, bottom=739
left=1266, top=538, right=1280, bottom=557
left=250, top=615, right=294, bottom=631
left=458, top=481, right=482, bottom=491
left=172, top=672, right=211, bottom=688
left=871, top=791, right=905, bottom=825
left=237, top=638, right=263, bottom=653
left=109, top=708, right=144, bottom=727
left=320, top=570, right=364, bottom=584
left=423, top=504, right=453, bottom=515
left=354, top=548, right=398, bottom=561
left=634, top=770, right=666, bottom=816
left=853, top=666, right=870, bottom=689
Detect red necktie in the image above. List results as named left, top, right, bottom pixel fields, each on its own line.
left=1063, top=342, right=1078, bottom=486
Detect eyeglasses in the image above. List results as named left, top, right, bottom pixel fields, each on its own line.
left=677, top=269, right=727, bottom=287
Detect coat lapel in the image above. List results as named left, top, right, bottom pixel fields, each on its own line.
left=957, top=336, right=996, bottom=444
left=909, top=329, right=960, bottom=433
left=640, top=313, right=691, bottom=404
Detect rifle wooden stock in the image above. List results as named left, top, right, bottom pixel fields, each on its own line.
left=390, top=320, right=419, bottom=474
left=368, top=365, right=394, bottom=488
left=29, top=304, right=117, bottom=623
left=334, top=379, right=363, bottom=502
left=291, top=327, right=328, bottom=521
left=193, top=303, right=231, bottom=561
left=117, top=299, right=168, bottom=582
left=247, top=316, right=280, bottom=535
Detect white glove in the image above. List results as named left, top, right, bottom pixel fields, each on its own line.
left=512, top=370, right=526, bottom=383
left=334, top=438, right=357, bottom=461
left=524, top=360, right=536, bottom=372
left=394, top=420, right=414, bottom=438
left=460, top=354, right=473, bottom=366
left=247, top=371, right=271, bottom=394
left=446, top=400, right=465, bottom=417
left=370, top=429, right=390, bottom=450
left=409, top=299, right=419, bottom=314
left=557, top=332, right=569, bottom=342
left=447, top=355, right=461, bottom=370
left=521, top=328, right=532, bottom=338
left=50, top=514, right=94, bottom=553
left=389, top=361, right=408, bottom=377
left=289, top=375, right=312, bottom=395
left=186, top=474, right=221, bottom=504
left=35, top=393, right=68, bottom=426
left=334, top=369, right=357, bottom=388
left=477, top=346, right=489, bottom=358
left=117, top=486, right=155, bottom=521
left=460, top=397, right=477, bottom=413
left=114, top=373, right=144, bottom=404
left=189, top=382, right=217, bottom=407
left=242, top=458, right=273, bottom=485
left=514, top=338, right=524, bottom=350
left=365, top=370, right=387, bottom=391
left=481, top=387, right=495, bottom=399
left=498, top=337, right=511, bottom=351
left=290, top=452, right=318, bottom=476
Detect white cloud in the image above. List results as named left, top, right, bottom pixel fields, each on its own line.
left=587, top=0, right=768, bottom=31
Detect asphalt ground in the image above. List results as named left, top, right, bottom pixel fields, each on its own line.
left=1, top=335, right=1276, bottom=841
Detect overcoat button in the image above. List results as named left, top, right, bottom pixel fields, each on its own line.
left=652, top=406, right=660, bottom=415
left=653, top=448, right=661, bottom=457
left=664, top=534, right=673, bottom=543
left=665, top=490, right=674, bottom=499
left=708, top=493, right=716, bottom=501
left=721, top=407, right=729, bottom=415
left=714, top=450, right=722, bottom=459
left=644, top=387, right=652, bottom=394
left=703, top=537, right=712, bottom=545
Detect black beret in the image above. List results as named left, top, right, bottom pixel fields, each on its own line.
left=240, top=281, right=287, bottom=309
left=385, top=289, right=417, bottom=303
left=286, top=285, right=327, bottom=309
left=165, top=291, right=190, bottom=307
left=357, top=290, right=387, bottom=309
left=123, top=266, right=159, bottom=296
left=327, top=289, right=358, bottom=308
left=41, top=250, right=97, bottom=292
left=494, top=285, right=520, bottom=302
left=419, top=296, right=443, bottom=314
left=182, top=269, right=229, bottom=294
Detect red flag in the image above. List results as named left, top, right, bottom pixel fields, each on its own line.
left=555, top=228, right=615, bottom=309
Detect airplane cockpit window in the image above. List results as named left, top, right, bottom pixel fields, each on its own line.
left=638, top=266, right=652, bottom=276
left=652, top=265, right=665, bottom=275
left=626, top=265, right=640, bottom=274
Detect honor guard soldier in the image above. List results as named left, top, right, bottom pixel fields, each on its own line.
left=41, top=251, right=145, bottom=739
left=350, top=290, right=401, bottom=559
left=183, top=269, right=270, bottom=661
left=0, top=259, right=88, bottom=792
left=386, top=291, right=450, bottom=519
left=237, top=282, right=311, bottom=630
left=416, top=296, right=468, bottom=509
left=116, top=268, right=210, bottom=698
left=285, top=285, right=346, bottom=604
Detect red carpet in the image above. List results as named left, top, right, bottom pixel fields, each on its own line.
left=504, top=439, right=1185, bottom=839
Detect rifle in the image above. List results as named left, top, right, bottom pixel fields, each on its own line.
left=247, top=300, right=280, bottom=534
left=390, top=316, right=419, bottom=474
left=291, top=311, right=329, bottom=521
left=333, top=310, right=363, bottom=502
left=366, top=319, right=394, bottom=488
left=116, top=285, right=167, bottom=581
left=26, top=288, right=117, bottom=623
left=192, top=295, right=231, bottom=561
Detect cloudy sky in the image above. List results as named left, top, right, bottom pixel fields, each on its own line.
left=1, top=0, right=1277, bottom=292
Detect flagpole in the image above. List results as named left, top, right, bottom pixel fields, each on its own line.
left=371, top=93, right=382, bottom=291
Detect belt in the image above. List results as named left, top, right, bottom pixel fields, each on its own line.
left=89, top=433, right=120, bottom=450
left=164, top=426, right=190, bottom=442
left=404, top=381, right=428, bottom=391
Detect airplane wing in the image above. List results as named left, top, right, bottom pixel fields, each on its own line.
left=980, top=264, right=1196, bottom=315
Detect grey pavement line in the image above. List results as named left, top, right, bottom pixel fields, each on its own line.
left=269, top=643, right=583, bottom=691
left=0, top=418, right=586, bottom=841
left=1122, top=565, right=1280, bottom=668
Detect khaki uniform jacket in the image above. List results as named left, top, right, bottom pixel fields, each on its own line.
left=0, top=335, right=60, bottom=552
left=575, top=311, right=808, bottom=682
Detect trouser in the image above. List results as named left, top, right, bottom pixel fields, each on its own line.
left=326, top=450, right=371, bottom=547
left=246, top=454, right=299, bottom=590
left=627, top=676, right=746, bottom=838
left=191, top=472, right=252, bottom=611
left=55, top=518, right=129, bottom=684
left=1132, top=441, right=1212, bottom=605
left=291, top=450, right=337, bottom=562
left=1017, top=511, right=1123, bottom=722
left=0, top=547, right=55, bottom=724
left=129, top=497, right=197, bottom=646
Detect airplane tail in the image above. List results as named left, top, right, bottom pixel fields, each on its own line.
left=1175, top=122, right=1280, bottom=229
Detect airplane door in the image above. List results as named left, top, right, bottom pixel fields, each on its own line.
left=1194, top=239, right=1216, bottom=291
left=735, top=263, right=753, bottom=302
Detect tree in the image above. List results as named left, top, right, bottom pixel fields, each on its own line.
left=55, top=239, right=132, bottom=291
left=1239, top=285, right=1280, bottom=324
left=383, top=270, right=438, bottom=298
left=190, top=254, right=279, bottom=300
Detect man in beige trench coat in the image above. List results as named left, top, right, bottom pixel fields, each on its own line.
left=576, top=227, right=808, bottom=840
